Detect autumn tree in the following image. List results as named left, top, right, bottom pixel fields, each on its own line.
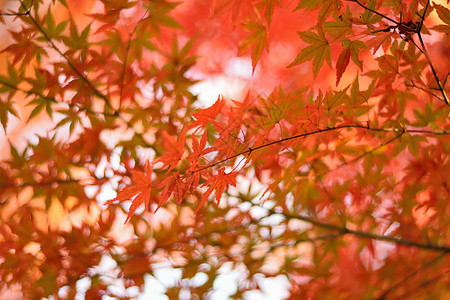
left=0, top=0, right=449, bottom=298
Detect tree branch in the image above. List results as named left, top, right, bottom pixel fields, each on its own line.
left=18, top=0, right=113, bottom=109
left=316, top=131, right=404, bottom=178
left=266, top=207, right=450, bottom=252
left=116, top=218, right=344, bottom=268
left=404, top=80, right=445, bottom=102
left=17, top=0, right=155, bottom=148
left=390, top=270, right=450, bottom=300
left=0, top=176, right=108, bottom=189
left=415, top=0, right=449, bottom=105
left=350, top=0, right=401, bottom=26
left=0, top=11, right=29, bottom=16
left=188, top=124, right=449, bottom=176
left=118, top=10, right=149, bottom=110
left=377, top=252, right=448, bottom=299
left=0, top=77, right=117, bottom=117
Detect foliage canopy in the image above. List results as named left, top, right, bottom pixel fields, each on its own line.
left=0, top=0, right=450, bottom=299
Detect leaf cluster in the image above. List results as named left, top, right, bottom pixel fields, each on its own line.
left=0, top=0, right=449, bottom=299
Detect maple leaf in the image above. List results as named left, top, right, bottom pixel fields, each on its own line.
left=257, top=0, right=281, bottom=25
left=432, top=4, right=450, bottom=33
left=434, top=4, right=450, bottom=25
left=335, top=44, right=350, bottom=86
left=195, top=168, right=237, bottom=213
left=335, top=39, right=368, bottom=86
left=105, top=162, right=153, bottom=223
left=155, top=127, right=187, bottom=171
left=0, top=99, right=18, bottom=131
left=288, top=29, right=331, bottom=76
left=317, top=0, right=340, bottom=24
left=324, top=7, right=353, bottom=39
left=2, top=0, right=450, bottom=297
left=238, top=18, right=269, bottom=73
left=367, top=30, right=394, bottom=54
left=188, top=131, right=214, bottom=167
left=189, top=95, right=225, bottom=130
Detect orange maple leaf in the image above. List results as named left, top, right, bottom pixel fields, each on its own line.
left=106, top=162, right=153, bottom=223
left=189, top=95, right=225, bottom=130
left=195, top=168, right=237, bottom=213
left=155, top=127, right=187, bottom=171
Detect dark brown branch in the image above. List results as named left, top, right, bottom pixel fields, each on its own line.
left=404, top=80, right=444, bottom=102
left=264, top=207, right=450, bottom=252
left=18, top=0, right=113, bottom=108
left=0, top=177, right=105, bottom=189
left=268, top=233, right=344, bottom=251
left=0, top=77, right=117, bottom=117
left=0, top=11, right=29, bottom=16
left=415, top=0, right=449, bottom=105
left=128, top=206, right=450, bottom=270
left=350, top=0, right=401, bottom=26
left=1, top=123, right=446, bottom=197
left=187, top=124, right=449, bottom=176
left=15, top=1, right=155, bottom=149
left=316, top=131, right=404, bottom=178
left=377, top=252, right=448, bottom=299
left=117, top=219, right=345, bottom=266
left=349, top=0, right=449, bottom=105
left=390, top=270, right=450, bottom=300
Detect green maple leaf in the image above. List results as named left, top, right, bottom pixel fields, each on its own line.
left=288, top=29, right=331, bottom=77
left=0, top=100, right=18, bottom=131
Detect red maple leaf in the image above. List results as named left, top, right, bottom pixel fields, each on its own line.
left=106, top=162, right=153, bottom=223
left=189, top=95, right=225, bottom=130
left=155, top=127, right=187, bottom=171
left=195, top=168, right=237, bottom=213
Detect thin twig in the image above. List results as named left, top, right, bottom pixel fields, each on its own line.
left=404, top=80, right=444, bottom=102
left=390, top=270, right=450, bottom=300
left=316, top=132, right=404, bottom=178
left=118, top=10, right=149, bottom=110
left=350, top=0, right=401, bottom=26
left=187, top=124, right=448, bottom=176
left=377, top=252, right=448, bottom=299
left=16, top=0, right=155, bottom=148
left=0, top=176, right=110, bottom=189
left=415, top=0, right=449, bottom=105
left=18, top=0, right=113, bottom=108
left=0, top=78, right=117, bottom=117
left=261, top=206, right=450, bottom=252
left=0, top=11, right=29, bottom=16
left=350, top=0, right=449, bottom=105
